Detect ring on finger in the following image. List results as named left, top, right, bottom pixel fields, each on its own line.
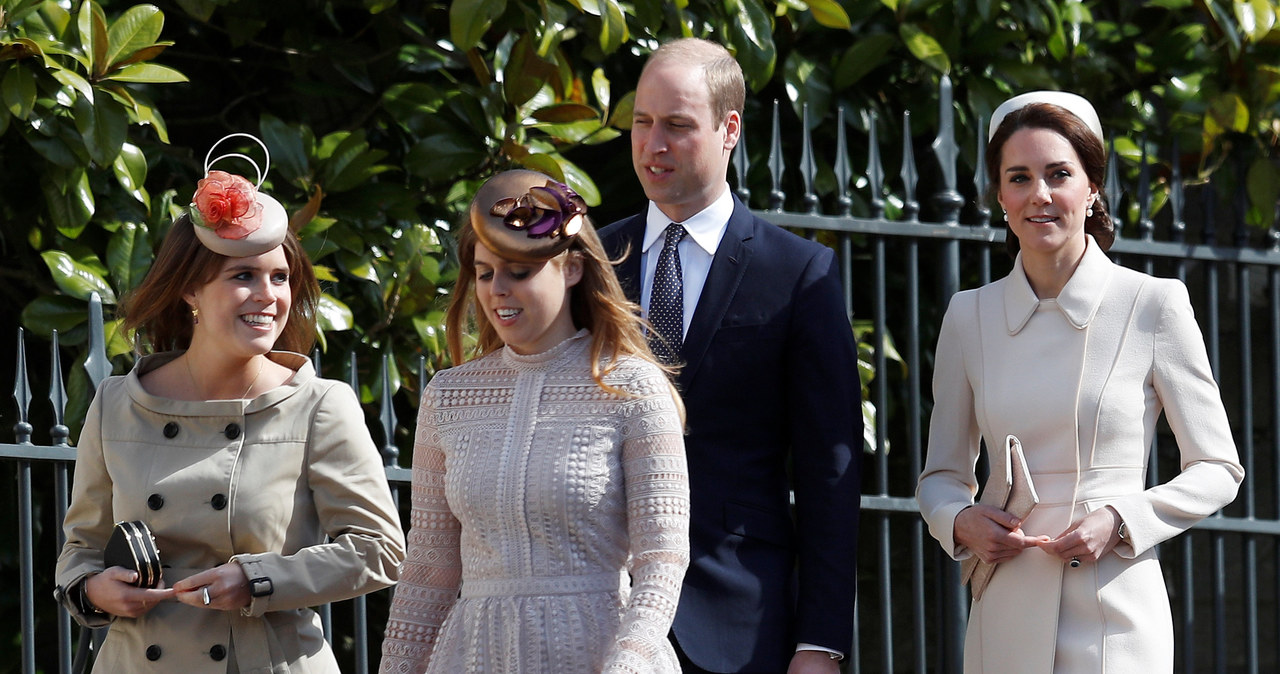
left=202, top=586, right=212, bottom=606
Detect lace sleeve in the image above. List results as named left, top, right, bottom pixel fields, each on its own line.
left=380, top=386, right=462, bottom=674
left=602, top=371, right=690, bottom=673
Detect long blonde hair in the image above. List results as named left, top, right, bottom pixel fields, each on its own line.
left=445, top=219, right=684, bottom=416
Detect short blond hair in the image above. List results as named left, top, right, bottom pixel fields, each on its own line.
left=643, top=38, right=745, bottom=126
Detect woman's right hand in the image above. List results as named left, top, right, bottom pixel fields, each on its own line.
left=954, top=504, right=1047, bottom=564
left=84, top=567, right=175, bottom=618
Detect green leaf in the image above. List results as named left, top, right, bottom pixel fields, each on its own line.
left=102, top=63, right=188, bottom=83
left=106, top=221, right=152, bottom=292
left=1203, top=93, right=1248, bottom=138
left=504, top=33, right=559, bottom=108
left=260, top=115, right=311, bottom=185
left=112, top=142, right=147, bottom=200
left=597, top=0, right=627, bottom=53
left=72, top=94, right=127, bottom=167
left=21, top=295, right=88, bottom=338
left=50, top=65, right=95, bottom=102
left=450, top=0, right=506, bottom=50
left=405, top=134, right=486, bottom=182
left=805, top=0, right=851, bottom=29
left=608, top=90, right=634, bottom=129
left=834, top=33, right=895, bottom=90
left=104, top=4, right=163, bottom=71
left=1247, top=157, right=1277, bottom=229
left=77, top=0, right=109, bottom=78
left=899, top=23, right=950, bottom=74
left=317, top=293, right=354, bottom=331
left=43, top=170, right=95, bottom=237
left=529, top=102, right=599, bottom=123
left=724, top=0, right=777, bottom=89
left=173, top=0, right=215, bottom=22
left=41, top=250, right=117, bottom=303
left=2, top=65, right=37, bottom=119
left=591, top=67, right=610, bottom=114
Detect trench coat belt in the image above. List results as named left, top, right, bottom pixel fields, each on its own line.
left=1028, top=468, right=1146, bottom=506
left=460, top=570, right=626, bottom=599
left=163, top=567, right=279, bottom=673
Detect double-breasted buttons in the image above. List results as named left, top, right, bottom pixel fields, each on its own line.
left=224, top=423, right=241, bottom=440
left=147, top=494, right=164, bottom=510
left=145, top=644, right=162, bottom=661
left=209, top=644, right=227, bottom=661
left=211, top=493, right=228, bottom=511
left=162, top=422, right=180, bottom=438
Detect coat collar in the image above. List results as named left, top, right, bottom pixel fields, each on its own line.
left=1004, top=235, right=1112, bottom=335
left=127, top=350, right=315, bottom=415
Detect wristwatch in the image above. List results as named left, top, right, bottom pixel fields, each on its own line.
left=1117, top=520, right=1129, bottom=542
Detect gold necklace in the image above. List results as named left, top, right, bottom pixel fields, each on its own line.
left=185, top=354, right=265, bottom=400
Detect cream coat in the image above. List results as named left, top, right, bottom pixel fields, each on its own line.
left=918, top=240, right=1244, bottom=673
left=55, top=351, right=406, bottom=673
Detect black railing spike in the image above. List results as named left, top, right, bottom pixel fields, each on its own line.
left=732, top=124, right=750, bottom=203
left=49, top=330, right=69, bottom=447
left=868, top=110, right=885, bottom=219
left=768, top=99, right=785, bottom=210
left=800, top=103, right=819, bottom=214
left=931, top=74, right=959, bottom=193
left=1203, top=179, right=1218, bottom=243
left=1270, top=202, right=1280, bottom=252
left=974, top=124, right=990, bottom=226
left=834, top=106, right=852, bottom=216
left=379, top=352, right=399, bottom=467
left=1171, top=137, right=1186, bottom=243
left=1137, top=133, right=1154, bottom=241
left=901, top=111, right=919, bottom=222
left=1106, top=139, right=1123, bottom=238
left=311, top=347, right=322, bottom=374
left=418, top=354, right=427, bottom=393
left=84, top=291, right=110, bottom=389
left=348, top=351, right=359, bottom=393
left=1234, top=151, right=1250, bottom=248
left=13, top=327, right=32, bottom=444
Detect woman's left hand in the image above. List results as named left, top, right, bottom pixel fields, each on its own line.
left=1037, top=505, right=1122, bottom=564
left=172, top=561, right=251, bottom=611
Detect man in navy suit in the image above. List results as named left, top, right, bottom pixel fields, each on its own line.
left=598, top=38, right=862, bottom=674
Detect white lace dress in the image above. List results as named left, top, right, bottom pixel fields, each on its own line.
left=380, top=331, right=689, bottom=674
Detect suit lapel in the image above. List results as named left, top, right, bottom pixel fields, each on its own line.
left=609, top=215, right=647, bottom=303
left=679, top=199, right=754, bottom=387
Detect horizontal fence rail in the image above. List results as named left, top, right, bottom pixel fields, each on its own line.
left=7, top=75, right=1280, bottom=673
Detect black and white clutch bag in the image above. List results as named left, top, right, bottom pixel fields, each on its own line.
left=104, top=520, right=162, bottom=588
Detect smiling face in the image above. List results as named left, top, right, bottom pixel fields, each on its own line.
left=472, top=242, right=582, bottom=355
left=631, top=59, right=741, bottom=223
left=184, top=245, right=292, bottom=359
left=997, top=127, right=1098, bottom=263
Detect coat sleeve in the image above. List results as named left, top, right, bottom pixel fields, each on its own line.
left=601, top=369, right=690, bottom=673
left=379, top=383, right=462, bottom=674
left=233, top=382, right=406, bottom=616
left=784, top=246, right=863, bottom=654
left=1106, top=281, right=1244, bottom=557
left=917, top=292, right=984, bottom=559
left=53, top=379, right=115, bottom=628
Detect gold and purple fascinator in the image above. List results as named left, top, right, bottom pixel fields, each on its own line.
left=189, top=133, right=288, bottom=257
left=469, top=169, right=586, bottom=262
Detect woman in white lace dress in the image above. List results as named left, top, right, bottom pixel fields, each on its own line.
left=380, top=170, right=690, bottom=674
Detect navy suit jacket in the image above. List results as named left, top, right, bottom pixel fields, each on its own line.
left=600, top=196, right=862, bottom=672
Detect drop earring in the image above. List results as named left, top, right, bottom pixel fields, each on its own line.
left=191, top=307, right=200, bottom=325
left=1002, top=211, right=1008, bottom=222
left=1086, top=206, right=1094, bottom=217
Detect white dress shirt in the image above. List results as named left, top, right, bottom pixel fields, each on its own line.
left=639, top=186, right=733, bottom=337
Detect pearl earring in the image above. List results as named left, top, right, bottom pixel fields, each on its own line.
left=1087, top=206, right=1094, bottom=217
left=1002, top=211, right=1008, bottom=222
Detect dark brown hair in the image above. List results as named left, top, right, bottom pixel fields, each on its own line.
left=985, top=102, right=1115, bottom=257
left=119, top=214, right=320, bottom=354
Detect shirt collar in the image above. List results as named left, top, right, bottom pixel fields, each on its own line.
left=641, top=185, right=734, bottom=256
left=1004, top=235, right=1113, bottom=335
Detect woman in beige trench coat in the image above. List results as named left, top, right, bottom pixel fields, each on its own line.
left=917, top=93, right=1244, bottom=673
left=54, top=135, right=406, bottom=673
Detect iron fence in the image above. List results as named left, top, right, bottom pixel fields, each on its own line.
left=6, top=75, right=1280, bottom=673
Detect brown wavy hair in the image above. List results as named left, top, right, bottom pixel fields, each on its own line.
left=985, top=102, right=1115, bottom=257
left=445, top=218, right=682, bottom=411
left=119, top=214, right=320, bottom=354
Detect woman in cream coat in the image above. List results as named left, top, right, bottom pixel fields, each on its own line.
left=917, top=93, right=1243, bottom=673
left=55, top=136, right=406, bottom=672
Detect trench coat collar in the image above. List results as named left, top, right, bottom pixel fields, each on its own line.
left=1004, top=235, right=1112, bottom=335
left=126, top=350, right=315, bottom=416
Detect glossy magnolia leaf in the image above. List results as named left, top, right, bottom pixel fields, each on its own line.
left=103, top=63, right=188, bottom=83
left=2, top=65, right=37, bottom=119
left=43, top=170, right=95, bottom=237
left=450, top=0, right=507, bottom=51
left=834, top=33, right=895, bottom=90
left=598, top=0, right=627, bottom=54
left=1247, top=157, right=1277, bottom=228
left=725, top=0, right=777, bottom=89
left=112, top=43, right=172, bottom=70
left=77, top=0, right=109, bottom=78
left=112, top=142, right=147, bottom=195
left=20, top=295, right=88, bottom=338
left=529, top=102, right=599, bottom=123
left=805, top=0, right=851, bottom=29
left=72, top=94, right=127, bottom=167
left=104, top=4, right=163, bottom=71
left=899, top=23, right=950, bottom=74
left=260, top=114, right=311, bottom=185
left=50, top=66, right=94, bottom=102
left=405, top=134, right=485, bottom=182
left=41, top=250, right=117, bottom=303
left=607, top=90, right=634, bottom=129
left=1204, top=93, right=1248, bottom=138
left=527, top=154, right=601, bottom=208
left=505, top=34, right=559, bottom=108
left=539, top=118, right=621, bottom=145
left=1235, top=0, right=1275, bottom=42
left=106, top=220, right=151, bottom=292
left=316, top=293, right=354, bottom=332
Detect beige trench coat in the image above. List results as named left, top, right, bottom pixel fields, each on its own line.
left=918, top=240, right=1243, bottom=673
left=55, top=351, right=406, bottom=673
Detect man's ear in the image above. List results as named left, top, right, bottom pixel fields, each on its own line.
left=723, top=110, right=742, bottom=152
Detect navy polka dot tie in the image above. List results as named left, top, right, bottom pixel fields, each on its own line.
left=649, top=223, right=687, bottom=364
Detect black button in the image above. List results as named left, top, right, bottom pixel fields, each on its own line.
left=211, top=494, right=227, bottom=511
left=147, top=494, right=164, bottom=510
left=224, top=423, right=241, bottom=440
left=163, top=422, right=180, bottom=438
left=146, top=644, right=161, bottom=661
left=210, top=644, right=226, bottom=661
